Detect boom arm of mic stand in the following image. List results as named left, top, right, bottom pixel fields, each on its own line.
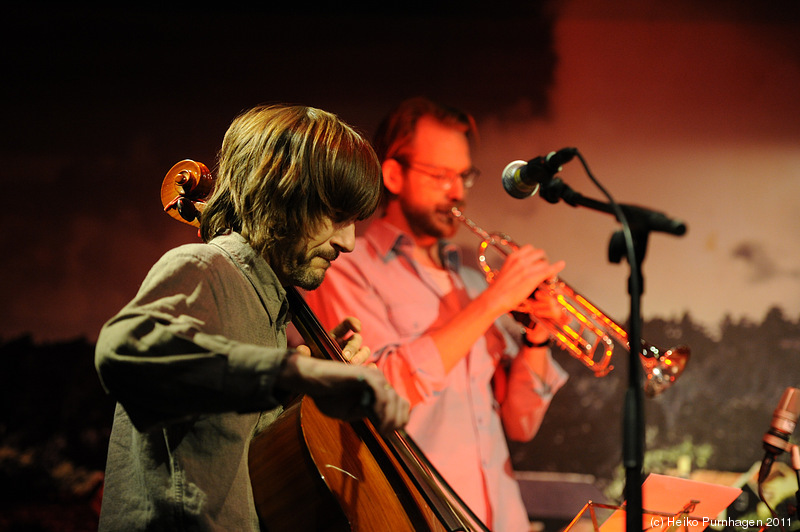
left=539, top=178, right=687, bottom=236
left=540, top=176, right=689, bottom=296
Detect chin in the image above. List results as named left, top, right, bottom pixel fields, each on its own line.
left=434, top=220, right=458, bottom=240
left=297, top=280, right=323, bottom=291
left=292, top=268, right=327, bottom=291
left=443, top=222, right=459, bottom=238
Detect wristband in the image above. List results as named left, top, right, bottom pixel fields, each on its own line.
left=521, top=333, right=550, bottom=349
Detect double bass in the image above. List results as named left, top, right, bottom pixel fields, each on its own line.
left=161, top=160, right=488, bottom=531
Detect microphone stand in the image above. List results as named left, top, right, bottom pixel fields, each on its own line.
left=537, top=174, right=686, bottom=532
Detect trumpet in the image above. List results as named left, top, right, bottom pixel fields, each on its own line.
left=451, top=206, right=689, bottom=397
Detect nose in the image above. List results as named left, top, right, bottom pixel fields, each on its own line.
left=331, top=221, right=356, bottom=253
left=446, top=175, right=465, bottom=201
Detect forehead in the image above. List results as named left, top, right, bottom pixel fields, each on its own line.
left=409, top=115, right=471, bottom=168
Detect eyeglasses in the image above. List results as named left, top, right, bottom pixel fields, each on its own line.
left=395, top=158, right=480, bottom=190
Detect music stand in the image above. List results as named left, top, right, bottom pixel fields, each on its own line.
left=564, top=474, right=742, bottom=532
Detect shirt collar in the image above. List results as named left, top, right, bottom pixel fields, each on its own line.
left=210, top=232, right=290, bottom=328
left=365, top=218, right=462, bottom=272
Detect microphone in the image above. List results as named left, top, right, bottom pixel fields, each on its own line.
left=502, top=147, right=578, bottom=199
left=759, top=386, right=800, bottom=483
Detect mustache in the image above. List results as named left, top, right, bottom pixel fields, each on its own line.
left=437, top=202, right=463, bottom=219
left=313, top=249, right=340, bottom=262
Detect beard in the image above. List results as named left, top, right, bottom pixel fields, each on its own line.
left=400, top=198, right=459, bottom=240
left=275, top=246, right=339, bottom=290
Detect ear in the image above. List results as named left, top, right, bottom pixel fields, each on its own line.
left=382, top=158, right=405, bottom=195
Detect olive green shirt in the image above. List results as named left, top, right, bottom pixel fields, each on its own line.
left=96, top=233, right=292, bottom=531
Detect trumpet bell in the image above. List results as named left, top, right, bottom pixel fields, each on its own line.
left=642, top=345, right=690, bottom=398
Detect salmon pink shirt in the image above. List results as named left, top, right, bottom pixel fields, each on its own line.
left=305, top=219, right=567, bottom=532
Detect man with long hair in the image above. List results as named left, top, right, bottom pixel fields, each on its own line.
left=95, top=104, right=409, bottom=531
left=305, top=97, right=568, bottom=531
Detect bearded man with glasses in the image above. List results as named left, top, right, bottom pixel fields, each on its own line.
left=305, top=97, right=568, bottom=532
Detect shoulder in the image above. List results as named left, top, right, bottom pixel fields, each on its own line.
left=154, top=242, right=230, bottom=273
left=139, top=242, right=239, bottom=294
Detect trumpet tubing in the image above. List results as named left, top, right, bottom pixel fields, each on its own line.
left=451, top=206, right=689, bottom=397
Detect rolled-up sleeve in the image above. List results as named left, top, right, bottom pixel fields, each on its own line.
left=500, top=348, right=568, bottom=442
